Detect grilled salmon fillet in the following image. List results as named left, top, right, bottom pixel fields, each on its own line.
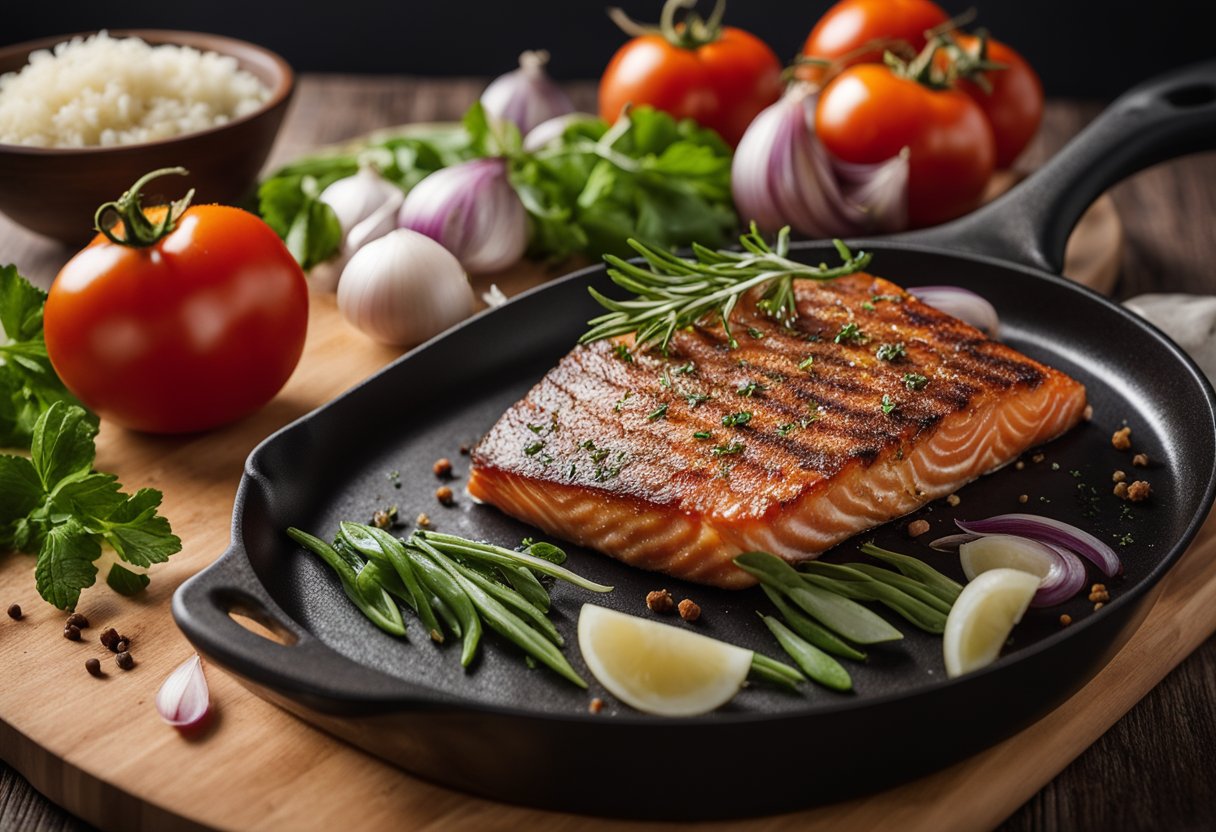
left=468, top=273, right=1087, bottom=588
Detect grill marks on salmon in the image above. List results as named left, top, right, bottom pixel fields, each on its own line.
left=468, top=274, right=1087, bottom=588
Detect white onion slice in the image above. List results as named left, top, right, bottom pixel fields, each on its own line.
left=908, top=285, right=1000, bottom=336
left=955, top=513, right=1122, bottom=578
left=156, top=654, right=210, bottom=729
left=959, top=534, right=1089, bottom=607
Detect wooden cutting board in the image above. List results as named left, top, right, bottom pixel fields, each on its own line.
left=0, top=205, right=1152, bottom=832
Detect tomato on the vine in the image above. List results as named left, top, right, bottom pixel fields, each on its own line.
left=946, top=34, right=1043, bottom=168
left=598, top=0, right=783, bottom=147
left=802, top=0, right=948, bottom=72
left=45, top=168, right=309, bottom=434
left=816, top=64, right=996, bottom=227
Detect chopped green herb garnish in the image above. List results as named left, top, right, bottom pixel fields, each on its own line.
left=903, top=373, right=928, bottom=391
left=611, top=343, right=634, bottom=363
left=1051, top=462, right=1060, bottom=471
left=737, top=380, right=766, bottom=397
left=861, top=301, right=876, bottom=311
left=834, top=322, right=867, bottom=345
left=524, top=441, right=546, bottom=456
left=659, top=367, right=672, bottom=388
left=722, top=411, right=752, bottom=428
left=798, top=355, right=814, bottom=371
left=777, top=423, right=796, bottom=436
left=875, top=342, right=906, bottom=362
left=685, top=393, right=711, bottom=407
left=881, top=394, right=897, bottom=415
left=871, top=294, right=903, bottom=304
left=613, top=391, right=633, bottom=412
left=747, top=327, right=765, bottom=339
left=693, top=430, right=713, bottom=440
left=673, top=361, right=697, bottom=375
left=711, top=441, right=745, bottom=456
left=647, top=403, right=669, bottom=421
left=527, top=422, right=546, bottom=434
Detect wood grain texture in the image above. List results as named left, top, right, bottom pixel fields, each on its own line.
left=1, top=78, right=1214, bottom=832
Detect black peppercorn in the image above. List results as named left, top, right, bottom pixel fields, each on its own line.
left=85, top=658, right=102, bottom=677
left=64, top=624, right=81, bottom=641
left=6, top=604, right=20, bottom=620
left=66, top=612, right=89, bottom=629
left=99, top=627, right=120, bottom=651
left=115, top=651, right=134, bottom=671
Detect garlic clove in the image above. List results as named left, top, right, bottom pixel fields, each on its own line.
left=312, top=166, right=406, bottom=292
left=398, top=158, right=528, bottom=274
left=481, top=50, right=575, bottom=136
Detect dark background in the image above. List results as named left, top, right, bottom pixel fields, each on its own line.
left=4, top=0, right=1212, bottom=98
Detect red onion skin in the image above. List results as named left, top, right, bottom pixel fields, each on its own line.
left=1031, top=543, right=1089, bottom=607
left=956, top=514, right=1123, bottom=578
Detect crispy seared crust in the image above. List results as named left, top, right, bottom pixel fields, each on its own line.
left=469, top=273, right=1087, bottom=587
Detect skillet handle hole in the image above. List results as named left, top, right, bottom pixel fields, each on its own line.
left=220, top=592, right=299, bottom=646
left=1164, top=83, right=1216, bottom=108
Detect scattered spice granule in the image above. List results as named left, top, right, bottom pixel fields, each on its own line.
left=1059, top=614, right=1073, bottom=627
left=1112, top=426, right=1132, bottom=450
left=432, top=458, right=453, bottom=478
left=906, top=519, right=930, bottom=538
left=1113, top=470, right=1127, bottom=483
left=646, top=589, right=675, bottom=614
left=99, top=627, right=121, bottom=651
left=1015, top=461, right=1025, bottom=471
left=5, top=604, right=20, bottom=620
left=435, top=486, right=454, bottom=506
left=416, top=512, right=431, bottom=528
left=459, top=443, right=470, bottom=456
left=589, top=697, right=604, bottom=715
left=66, top=613, right=88, bottom=629
left=63, top=624, right=81, bottom=641
left=372, top=510, right=392, bottom=529
left=115, top=651, right=134, bottom=671
left=1088, top=584, right=1110, bottom=603
left=1018, top=494, right=1029, bottom=504
left=1083, top=404, right=1094, bottom=421
left=1093, top=601, right=1105, bottom=611
left=678, top=599, right=701, bottom=622
left=1132, top=453, right=1149, bottom=468
left=946, top=494, right=961, bottom=507
left=85, top=658, right=102, bottom=677
left=1032, top=453, right=1045, bottom=464
left=1113, top=481, right=1130, bottom=499
left=1127, top=480, right=1151, bottom=502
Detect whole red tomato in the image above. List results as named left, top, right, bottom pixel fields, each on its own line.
left=947, top=34, right=1043, bottom=168
left=45, top=169, right=309, bottom=434
left=598, top=0, right=782, bottom=146
left=816, top=64, right=996, bottom=227
left=802, top=0, right=948, bottom=74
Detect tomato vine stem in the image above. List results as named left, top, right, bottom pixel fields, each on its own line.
left=94, top=167, right=195, bottom=248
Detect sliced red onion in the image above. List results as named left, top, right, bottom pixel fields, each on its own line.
left=929, top=533, right=979, bottom=552
left=481, top=50, right=575, bottom=136
left=398, top=158, right=527, bottom=274
left=156, top=654, right=210, bottom=729
left=907, top=286, right=1000, bottom=336
left=955, top=513, right=1122, bottom=578
left=959, top=534, right=1088, bottom=607
left=732, top=84, right=909, bottom=239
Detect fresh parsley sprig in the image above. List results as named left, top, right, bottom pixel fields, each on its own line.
left=581, top=224, right=872, bottom=352
left=1, top=402, right=181, bottom=610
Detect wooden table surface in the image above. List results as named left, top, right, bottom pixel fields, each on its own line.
left=2, top=75, right=1214, bottom=832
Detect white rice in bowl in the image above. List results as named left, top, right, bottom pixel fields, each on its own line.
left=0, top=31, right=272, bottom=148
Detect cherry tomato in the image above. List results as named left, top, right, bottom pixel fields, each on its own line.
left=45, top=171, right=308, bottom=434
left=948, top=34, right=1043, bottom=168
left=802, top=0, right=949, bottom=72
left=599, top=2, right=782, bottom=147
left=816, top=64, right=996, bottom=227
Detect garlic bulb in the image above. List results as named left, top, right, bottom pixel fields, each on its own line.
left=732, top=84, right=909, bottom=238
left=481, top=50, right=575, bottom=136
left=337, top=229, right=475, bottom=346
left=312, top=166, right=404, bottom=291
left=398, top=158, right=528, bottom=274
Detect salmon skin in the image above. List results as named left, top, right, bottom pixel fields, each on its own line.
left=468, top=274, right=1087, bottom=588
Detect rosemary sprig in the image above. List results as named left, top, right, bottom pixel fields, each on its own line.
left=581, top=224, right=872, bottom=352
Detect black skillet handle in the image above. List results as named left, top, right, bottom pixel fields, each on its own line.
left=896, top=59, right=1216, bottom=274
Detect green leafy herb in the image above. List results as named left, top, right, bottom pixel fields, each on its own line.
left=759, top=613, right=852, bottom=691
left=797, top=355, right=815, bottom=371
left=861, top=301, right=876, bottom=311
left=693, top=430, right=713, bottom=440
left=613, top=391, right=633, bottom=412
left=2, top=402, right=180, bottom=610
left=581, top=224, right=871, bottom=352
left=647, top=403, right=669, bottom=421
left=903, top=372, right=929, bottom=391
left=685, top=393, right=711, bottom=407
left=722, top=411, right=752, bottom=428
left=747, top=327, right=765, bottom=339
left=881, top=394, right=898, bottom=415
left=257, top=175, right=343, bottom=271
left=711, top=441, right=745, bottom=456
left=673, top=361, right=697, bottom=375
left=834, top=322, right=867, bottom=345
left=776, top=423, right=796, bottom=437
left=611, top=343, right=634, bottom=363
left=524, top=440, right=546, bottom=456
left=0, top=266, right=92, bottom=450
left=736, top=380, right=766, bottom=397
left=875, top=342, right=907, bottom=362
